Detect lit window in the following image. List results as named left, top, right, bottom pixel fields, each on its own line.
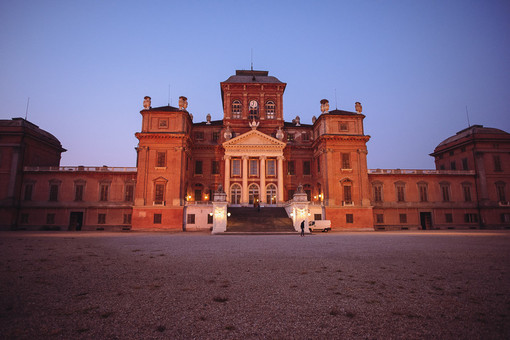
left=231, top=184, right=241, bottom=204
left=265, top=101, right=275, bottom=119
left=232, top=100, right=242, bottom=119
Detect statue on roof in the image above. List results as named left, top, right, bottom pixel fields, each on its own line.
left=143, top=96, right=151, bottom=110
left=206, top=114, right=211, bottom=124
left=320, top=99, right=329, bottom=114
left=179, top=96, right=188, bottom=111
left=355, top=102, right=362, bottom=114
left=249, top=118, right=259, bottom=130
left=224, top=123, right=232, bottom=140
left=295, top=115, right=301, bottom=126
left=312, top=116, right=317, bottom=124
left=276, top=126, right=284, bottom=140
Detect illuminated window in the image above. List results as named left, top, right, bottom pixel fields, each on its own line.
left=232, top=100, right=242, bottom=119
left=231, top=184, right=241, bottom=204
left=265, top=101, right=275, bottom=119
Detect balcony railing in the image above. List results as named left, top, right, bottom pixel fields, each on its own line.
left=368, top=169, right=475, bottom=175
left=24, top=166, right=137, bottom=172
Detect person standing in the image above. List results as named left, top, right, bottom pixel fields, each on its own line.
left=300, top=220, right=305, bottom=237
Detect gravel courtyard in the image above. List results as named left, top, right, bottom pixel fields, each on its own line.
left=1, top=230, right=509, bottom=339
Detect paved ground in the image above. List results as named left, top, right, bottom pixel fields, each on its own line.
left=0, top=230, right=509, bottom=339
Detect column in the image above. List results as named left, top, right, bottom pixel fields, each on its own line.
left=259, top=156, right=266, bottom=204
left=224, top=156, right=230, bottom=202
left=277, top=156, right=284, bottom=203
left=242, top=156, right=249, bottom=204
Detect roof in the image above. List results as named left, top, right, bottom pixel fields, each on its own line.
left=222, top=70, right=284, bottom=84
left=1, top=118, right=65, bottom=151
left=436, top=125, right=510, bottom=148
left=194, top=120, right=223, bottom=127
left=144, top=105, right=181, bottom=112
left=326, top=109, right=359, bottom=116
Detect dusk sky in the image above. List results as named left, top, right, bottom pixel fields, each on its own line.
left=1, top=0, right=509, bottom=169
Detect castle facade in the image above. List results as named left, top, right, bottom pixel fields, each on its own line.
left=1, top=70, right=509, bottom=231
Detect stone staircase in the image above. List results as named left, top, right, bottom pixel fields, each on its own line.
left=226, top=207, right=296, bottom=233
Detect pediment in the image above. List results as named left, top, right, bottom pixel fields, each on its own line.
left=223, top=129, right=286, bottom=149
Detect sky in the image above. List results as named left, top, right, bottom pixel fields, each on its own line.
left=1, top=0, right=509, bottom=169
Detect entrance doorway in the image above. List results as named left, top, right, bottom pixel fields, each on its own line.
left=248, top=184, right=259, bottom=205
left=266, top=184, right=277, bottom=205
left=69, top=212, right=84, bottom=231
left=420, top=212, right=432, bottom=230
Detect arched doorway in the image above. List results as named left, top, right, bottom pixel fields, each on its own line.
left=231, top=184, right=241, bottom=204
left=248, top=183, right=259, bottom=205
left=266, top=184, right=277, bottom=205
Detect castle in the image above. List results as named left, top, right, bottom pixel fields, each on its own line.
left=1, top=70, right=509, bottom=231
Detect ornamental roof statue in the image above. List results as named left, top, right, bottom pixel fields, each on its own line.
left=143, top=96, right=151, bottom=110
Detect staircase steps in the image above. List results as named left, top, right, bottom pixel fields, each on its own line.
left=226, top=207, right=295, bottom=233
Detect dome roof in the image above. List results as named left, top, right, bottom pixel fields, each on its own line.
left=436, top=125, right=509, bottom=148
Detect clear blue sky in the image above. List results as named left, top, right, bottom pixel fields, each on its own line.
left=1, top=0, right=509, bottom=169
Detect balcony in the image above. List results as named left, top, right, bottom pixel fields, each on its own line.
left=342, top=201, right=354, bottom=207
left=368, top=169, right=475, bottom=175
left=24, top=166, right=137, bottom=172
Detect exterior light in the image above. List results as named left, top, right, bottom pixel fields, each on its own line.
left=188, top=195, right=192, bottom=200
left=205, top=195, right=208, bottom=200
left=308, top=212, right=311, bottom=216
left=227, top=212, right=231, bottom=217
left=314, top=195, right=317, bottom=199
left=209, top=212, right=213, bottom=216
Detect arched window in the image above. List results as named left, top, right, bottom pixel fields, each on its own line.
left=231, top=184, right=241, bottom=204
left=266, top=184, right=277, bottom=204
left=265, top=101, right=275, bottom=119
left=248, top=183, right=259, bottom=204
left=248, top=100, right=259, bottom=120
left=232, top=100, right=241, bottom=119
